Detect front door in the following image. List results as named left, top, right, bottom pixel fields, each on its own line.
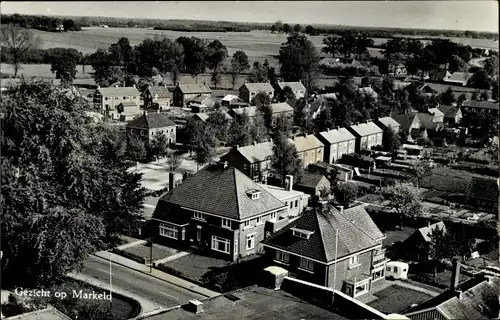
left=196, top=226, right=202, bottom=244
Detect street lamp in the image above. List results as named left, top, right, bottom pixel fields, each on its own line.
left=148, top=237, right=154, bottom=273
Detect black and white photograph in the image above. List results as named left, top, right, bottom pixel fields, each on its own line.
left=0, top=1, right=499, bottom=319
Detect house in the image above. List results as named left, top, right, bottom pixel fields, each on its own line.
left=308, top=162, right=354, bottom=183
left=393, top=112, right=444, bottom=142
left=437, top=105, right=463, bottom=124
left=316, top=127, right=356, bottom=164
left=151, top=162, right=288, bottom=261
left=331, top=164, right=355, bottom=182
left=347, top=121, right=384, bottom=152
left=261, top=204, right=388, bottom=298
left=274, top=81, right=307, bottom=99
left=442, top=71, right=474, bottom=86
left=258, top=176, right=310, bottom=218
left=144, top=85, right=172, bottom=111
left=292, top=134, right=325, bottom=168
left=418, top=83, right=439, bottom=96
left=427, top=107, right=445, bottom=123
left=374, top=117, right=401, bottom=134
left=464, top=177, right=498, bottom=209
left=116, top=102, right=141, bottom=121
left=188, top=95, right=216, bottom=109
left=389, top=63, right=407, bottom=77
left=293, top=172, right=331, bottom=199
left=239, top=82, right=274, bottom=103
left=220, top=94, right=242, bottom=107
left=126, top=111, right=177, bottom=144
left=358, top=87, right=378, bottom=101
left=173, top=83, right=212, bottom=107
left=403, top=222, right=447, bottom=262
left=229, top=103, right=294, bottom=125
left=462, top=100, right=499, bottom=116
left=93, top=85, right=141, bottom=120
left=192, top=111, right=232, bottom=124
left=405, top=261, right=499, bottom=320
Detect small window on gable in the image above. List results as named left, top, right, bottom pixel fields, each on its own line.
left=243, top=220, right=250, bottom=228
left=247, top=189, right=261, bottom=200
left=221, top=218, right=231, bottom=228
left=291, top=228, right=314, bottom=239
left=270, top=212, right=277, bottom=221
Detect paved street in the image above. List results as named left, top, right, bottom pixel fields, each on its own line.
left=80, top=255, right=206, bottom=309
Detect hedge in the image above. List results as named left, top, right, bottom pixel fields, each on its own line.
left=112, top=248, right=147, bottom=264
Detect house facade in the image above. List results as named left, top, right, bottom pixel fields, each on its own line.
left=316, top=128, right=356, bottom=164
left=239, top=82, right=274, bottom=103
left=116, top=102, right=141, bottom=121
left=274, top=81, right=307, bottom=99
left=347, top=122, right=384, bottom=152
left=126, top=112, right=177, bottom=143
left=152, top=163, right=288, bottom=261
left=258, top=176, right=310, bottom=218
left=262, top=204, right=388, bottom=298
left=403, top=222, right=447, bottom=262
left=220, top=142, right=274, bottom=183
left=437, top=105, right=463, bottom=124
left=173, top=83, right=212, bottom=107
left=93, top=86, right=141, bottom=120
left=144, top=85, right=172, bottom=111
left=293, top=134, right=325, bottom=168
left=293, top=172, right=331, bottom=199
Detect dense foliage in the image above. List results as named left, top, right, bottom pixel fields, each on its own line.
left=1, top=14, right=82, bottom=31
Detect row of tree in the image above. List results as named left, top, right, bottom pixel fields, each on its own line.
left=1, top=14, right=81, bottom=31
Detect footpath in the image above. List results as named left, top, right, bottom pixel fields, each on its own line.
left=93, top=251, right=219, bottom=298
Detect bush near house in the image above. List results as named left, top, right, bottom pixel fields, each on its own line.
left=339, top=153, right=374, bottom=169
left=319, top=61, right=381, bottom=77
left=111, top=248, right=147, bottom=264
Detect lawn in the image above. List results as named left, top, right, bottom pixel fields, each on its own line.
left=161, top=252, right=229, bottom=282
left=367, top=285, right=434, bottom=314
left=121, top=243, right=177, bottom=262
left=421, top=167, right=479, bottom=193
left=409, top=269, right=471, bottom=290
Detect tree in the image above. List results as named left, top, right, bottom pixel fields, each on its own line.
left=263, top=59, right=277, bottom=84
left=176, top=36, right=207, bottom=82
left=304, top=25, right=315, bottom=35
left=1, top=24, right=42, bottom=78
left=274, top=113, right=293, bottom=136
left=193, top=139, right=216, bottom=172
left=470, top=70, right=492, bottom=90
left=457, top=93, right=467, bottom=106
left=385, top=183, right=425, bottom=229
left=492, top=81, right=499, bottom=101
left=282, top=23, right=292, bottom=34
left=50, top=49, right=80, bottom=84
left=1, top=81, right=146, bottom=288
left=484, top=56, right=499, bottom=80
left=274, top=20, right=283, bottom=33
left=314, top=104, right=334, bottom=132
left=293, top=24, right=302, bottom=33
left=127, top=135, right=147, bottom=166
left=150, top=132, right=169, bottom=162
left=230, top=51, right=250, bottom=89
left=409, top=159, right=433, bottom=189
left=248, top=61, right=268, bottom=83
left=207, top=110, right=230, bottom=144
left=250, top=110, right=269, bottom=143
left=322, top=36, right=339, bottom=58
left=279, top=85, right=296, bottom=103
left=333, top=182, right=359, bottom=208
left=88, top=48, right=114, bottom=87
left=228, top=118, right=251, bottom=146
left=337, top=31, right=357, bottom=58
left=271, top=132, right=302, bottom=187
left=206, top=40, right=228, bottom=89
left=270, top=24, right=277, bottom=33
left=440, top=87, right=456, bottom=105
left=166, top=150, right=182, bottom=173
left=109, top=37, right=134, bottom=75
left=62, top=19, right=81, bottom=31
left=382, top=126, right=401, bottom=152
left=384, top=38, right=407, bottom=74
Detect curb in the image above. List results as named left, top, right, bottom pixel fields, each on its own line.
left=131, top=305, right=181, bottom=320
left=91, top=254, right=216, bottom=298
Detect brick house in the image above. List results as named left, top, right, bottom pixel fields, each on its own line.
left=144, top=85, right=172, bottom=111
left=374, top=116, right=401, bottom=134
left=173, top=83, right=212, bottom=107
left=239, top=82, right=274, bottom=103
left=274, top=81, right=306, bottom=99
left=93, top=85, right=140, bottom=120
left=261, top=204, right=388, bottom=298
left=126, top=112, right=177, bottom=144
left=316, top=127, right=356, bottom=164
left=347, top=121, right=384, bottom=152
left=403, top=222, right=447, bottom=262
left=151, top=163, right=288, bottom=261
left=292, top=134, right=325, bottom=168
left=258, top=175, right=310, bottom=218
left=229, top=103, right=294, bottom=126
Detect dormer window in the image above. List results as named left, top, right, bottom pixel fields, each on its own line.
left=246, top=189, right=261, bottom=200
left=291, top=228, right=314, bottom=239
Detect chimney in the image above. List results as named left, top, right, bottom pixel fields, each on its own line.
left=203, top=82, right=206, bottom=86
left=450, top=256, right=461, bottom=292
left=285, top=175, right=293, bottom=191
left=144, top=110, right=148, bottom=116
left=133, top=84, right=136, bottom=88
left=233, top=145, right=239, bottom=150
left=169, top=172, right=175, bottom=191
left=97, top=85, right=100, bottom=89
left=338, top=205, right=344, bottom=214
left=187, top=299, right=203, bottom=314
left=115, top=85, right=119, bottom=88
left=252, top=141, right=256, bottom=146
left=428, top=221, right=431, bottom=228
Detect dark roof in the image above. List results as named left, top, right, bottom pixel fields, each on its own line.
left=154, top=164, right=286, bottom=220
left=392, top=113, right=418, bottom=132
left=126, top=112, right=176, bottom=129
left=148, top=86, right=171, bottom=98
left=437, top=105, right=460, bottom=119
left=462, top=100, right=499, bottom=111
left=145, top=285, right=347, bottom=320
left=465, top=177, right=498, bottom=202
left=262, top=205, right=384, bottom=262
left=416, top=113, right=441, bottom=130
left=295, top=172, right=329, bottom=189
left=176, top=83, right=212, bottom=94
left=376, top=117, right=401, bottom=129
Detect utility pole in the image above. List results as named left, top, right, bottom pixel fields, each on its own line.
left=109, top=252, right=113, bottom=309
left=149, top=237, right=153, bottom=273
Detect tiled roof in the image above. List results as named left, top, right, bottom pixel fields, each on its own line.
left=293, top=134, right=324, bottom=152
left=97, top=86, right=140, bottom=97
left=462, top=100, right=499, bottom=111
left=241, top=82, right=274, bottom=92
left=437, top=105, right=460, bottom=118
left=232, top=106, right=258, bottom=117
left=443, top=71, right=474, bottom=84
left=3, top=307, right=72, bottom=320
left=257, top=184, right=306, bottom=201
left=193, top=113, right=210, bottom=122
left=376, top=117, right=401, bottom=130
left=270, top=102, right=294, bottom=113
left=225, top=139, right=294, bottom=163
left=393, top=113, right=418, bottom=132
left=427, top=108, right=444, bottom=118
left=221, top=94, right=240, bottom=102
left=154, top=164, right=285, bottom=220
left=358, top=87, right=378, bottom=99
left=465, top=177, right=498, bottom=202
left=318, top=128, right=356, bottom=144
left=190, top=95, right=214, bottom=104
left=418, top=221, right=446, bottom=242
left=417, top=113, right=441, bottom=130
left=277, top=81, right=306, bottom=92
left=127, top=112, right=176, bottom=129
left=348, top=122, right=383, bottom=137
left=295, top=172, right=328, bottom=189
left=148, top=86, right=171, bottom=98
left=177, top=83, right=212, bottom=94
left=262, top=205, right=384, bottom=262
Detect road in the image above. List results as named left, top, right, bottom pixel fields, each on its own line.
left=80, top=255, right=206, bottom=308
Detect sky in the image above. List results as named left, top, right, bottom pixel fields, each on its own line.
left=1, top=1, right=498, bottom=32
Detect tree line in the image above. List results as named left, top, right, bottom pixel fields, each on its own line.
left=1, top=14, right=81, bottom=32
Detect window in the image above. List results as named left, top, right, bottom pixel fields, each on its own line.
left=133, top=96, right=137, bottom=99
left=256, top=216, right=263, bottom=225
left=354, top=281, right=369, bottom=296
left=299, top=257, right=314, bottom=271
left=130, top=129, right=134, bottom=135
left=372, top=267, right=385, bottom=281
left=289, top=202, right=293, bottom=209
left=105, top=97, right=109, bottom=101
left=114, top=97, right=118, bottom=100
left=292, top=229, right=311, bottom=239
left=270, top=212, right=277, bottom=221
left=234, top=239, right=238, bottom=254
left=193, top=211, right=205, bottom=220
left=140, top=130, right=144, bottom=136
left=159, top=223, right=178, bottom=239
left=276, top=251, right=289, bottom=263
left=123, top=96, right=128, bottom=100
left=181, top=228, right=186, bottom=241
left=295, top=200, right=298, bottom=208
left=243, top=220, right=250, bottom=228
left=211, top=236, right=230, bottom=254
left=349, top=255, right=360, bottom=266
left=221, top=218, right=231, bottom=228
left=246, top=234, right=255, bottom=250
left=251, top=193, right=260, bottom=200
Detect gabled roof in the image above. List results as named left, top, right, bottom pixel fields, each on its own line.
left=358, top=87, right=378, bottom=99
left=293, top=134, right=324, bottom=152
left=240, top=82, right=274, bottom=92
left=318, top=127, right=356, bottom=144
left=443, top=71, right=474, bottom=84
left=176, top=83, right=212, bottom=94
left=262, top=205, right=384, bottom=262
left=295, top=172, right=329, bottom=189
left=462, top=100, right=499, bottom=111
left=348, top=122, right=383, bottom=137
left=258, top=183, right=307, bottom=201
left=417, top=221, right=446, bottom=242
left=437, top=105, right=460, bottom=118
left=465, top=177, right=498, bottom=202
left=97, top=86, right=140, bottom=97
left=376, top=117, right=401, bottom=130
left=148, top=86, right=171, bottom=98
left=193, top=113, right=210, bottom=122
left=127, top=112, right=176, bottom=129
left=393, top=113, right=418, bottom=132
left=221, top=94, right=241, bottom=102
left=190, top=95, right=214, bottom=104
left=427, top=108, right=445, bottom=118
left=154, top=164, right=286, bottom=220
left=224, top=139, right=293, bottom=164
left=231, top=103, right=293, bottom=117
left=276, top=81, right=306, bottom=92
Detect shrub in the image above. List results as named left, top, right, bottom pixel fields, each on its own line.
left=156, top=264, right=183, bottom=277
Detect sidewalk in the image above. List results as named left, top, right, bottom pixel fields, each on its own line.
left=117, top=239, right=147, bottom=250
left=93, top=251, right=219, bottom=298
left=154, top=251, right=191, bottom=264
